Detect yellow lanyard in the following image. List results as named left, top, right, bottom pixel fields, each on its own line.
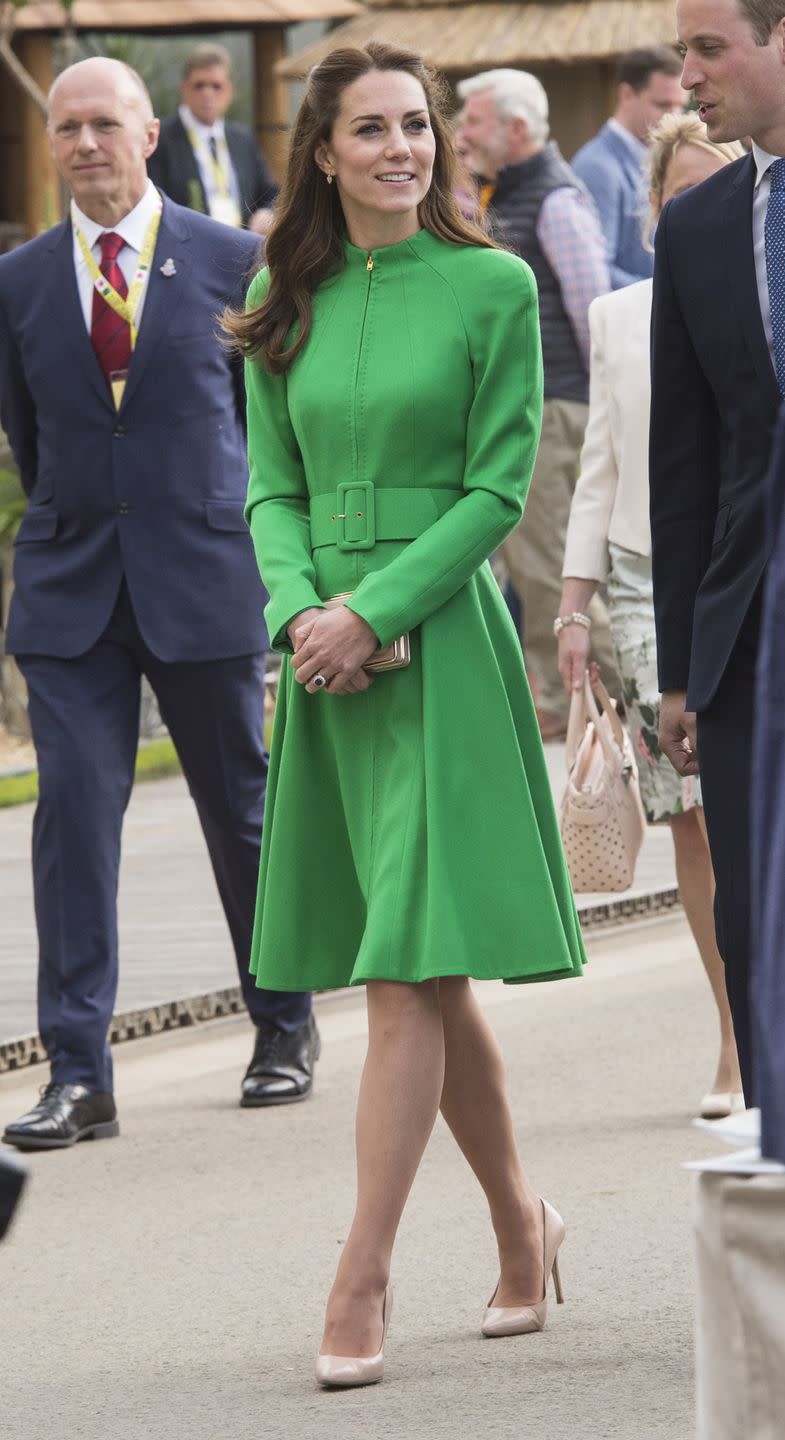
left=74, top=196, right=163, bottom=348
left=184, top=123, right=233, bottom=199
left=478, top=182, right=496, bottom=216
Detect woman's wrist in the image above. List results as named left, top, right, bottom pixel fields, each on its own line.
left=553, top=612, right=591, bottom=637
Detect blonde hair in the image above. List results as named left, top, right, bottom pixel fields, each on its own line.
left=646, top=112, right=745, bottom=236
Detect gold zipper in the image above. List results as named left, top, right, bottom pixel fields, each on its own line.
left=367, top=254, right=374, bottom=272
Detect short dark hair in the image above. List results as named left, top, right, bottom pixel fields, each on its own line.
left=738, top=0, right=785, bottom=44
left=182, top=44, right=233, bottom=81
left=615, top=46, right=682, bottom=92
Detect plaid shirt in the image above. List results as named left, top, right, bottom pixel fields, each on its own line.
left=537, top=187, right=611, bottom=369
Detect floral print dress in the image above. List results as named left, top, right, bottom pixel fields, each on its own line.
left=607, top=544, right=701, bottom=824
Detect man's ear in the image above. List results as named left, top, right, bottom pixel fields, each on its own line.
left=510, top=114, right=529, bottom=146
left=144, top=119, right=161, bottom=161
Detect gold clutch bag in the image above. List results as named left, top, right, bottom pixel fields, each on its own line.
left=323, top=593, right=411, bottom=672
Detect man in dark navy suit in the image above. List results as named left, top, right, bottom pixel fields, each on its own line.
left=753, top=402, right=785, bottom=1166
left=650, top=0, right=785, bottom=1103
left=0, top=58, right=318, bottom=1151
left=148, top=43, right=278, bottom=236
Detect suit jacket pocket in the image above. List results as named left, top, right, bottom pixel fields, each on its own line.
left=204, top=499, right=247, bottom=533
left=14, top=508, right=58, bottom=544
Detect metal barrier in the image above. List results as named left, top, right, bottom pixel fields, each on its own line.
left=0, top=887, right=682, bottom=1075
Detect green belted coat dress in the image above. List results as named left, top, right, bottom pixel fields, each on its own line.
left=244, top=231, right=585, bottom=991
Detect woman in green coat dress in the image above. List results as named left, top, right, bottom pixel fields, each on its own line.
left=228, top=41, right=585, bottom=1388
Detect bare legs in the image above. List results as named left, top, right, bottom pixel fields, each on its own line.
left=670, top=807, right=743, bottom=1097
left=320, top=979, right=445, bottom=1358
left=320, top=976, right=541, bottom=1357
left=438, top=977, right=543, bottom=1306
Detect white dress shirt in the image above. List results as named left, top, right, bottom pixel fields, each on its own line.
left=71, top=179, right=161, bottom=332
left=751, top=140, right=783, bottom=368
left=178, top=103, right=241, bottom=214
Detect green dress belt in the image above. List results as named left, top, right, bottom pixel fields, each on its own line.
left=309, top=483, right=464, bottom=552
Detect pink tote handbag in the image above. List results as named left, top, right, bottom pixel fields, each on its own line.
left=559, top=673, right=647, bottom=893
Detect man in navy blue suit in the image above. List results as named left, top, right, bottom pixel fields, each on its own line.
left=650, top=0, right=785, bottom=1104
left=753, top=403, right=785, bottom=1165
left=0, top=58, right=318, bottom=1150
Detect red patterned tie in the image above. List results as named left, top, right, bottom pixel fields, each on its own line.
left=90, top=231, right=132, bottom=387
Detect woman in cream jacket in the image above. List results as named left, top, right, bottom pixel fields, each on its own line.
left=558, top=113, right=744, bottom=1119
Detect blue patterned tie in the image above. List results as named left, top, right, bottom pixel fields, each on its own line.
left=765, top=157, right=785, bottom=396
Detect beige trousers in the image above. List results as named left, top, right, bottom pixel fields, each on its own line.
left=500, top=396, right=619, bottom=720
left=694, top=1173, right=785, bottom=1440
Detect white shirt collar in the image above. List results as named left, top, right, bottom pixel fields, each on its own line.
left=71, top=179, right=160, bottom=253
left=752, top=140, right=785, bottom=190
left=179, top=103, right=225, bottom=144
left=608, top=117, right=647, bottom=159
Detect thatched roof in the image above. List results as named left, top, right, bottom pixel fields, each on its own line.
left=12, top=0, right=360, bottom=31
left=277, top=0, right=679, bottom=76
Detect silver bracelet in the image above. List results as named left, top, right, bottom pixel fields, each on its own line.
left=553, top=611, right=591, bottom=637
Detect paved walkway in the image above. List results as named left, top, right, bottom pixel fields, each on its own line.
left=0, top=747, right=676, bottom=1045
left=0, top=912, right=718, bottom=1439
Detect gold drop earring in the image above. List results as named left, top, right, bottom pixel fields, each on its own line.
left=326, top=170, right=335, bottom=185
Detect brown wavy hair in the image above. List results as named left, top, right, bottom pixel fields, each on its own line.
left=224, top=41, right=495, bottom=373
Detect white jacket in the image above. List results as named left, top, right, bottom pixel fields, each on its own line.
left=562, top=279, right=653, bottom=582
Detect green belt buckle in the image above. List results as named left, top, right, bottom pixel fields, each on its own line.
left=336, top=481, right=375, bottom=551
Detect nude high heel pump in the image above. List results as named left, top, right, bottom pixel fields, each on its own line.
left=482, top=1199, right=565, bottom=1339
left=316, top=1285, right=393, bottom=1389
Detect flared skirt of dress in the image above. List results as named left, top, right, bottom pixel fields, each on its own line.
left=250, top=563, right=586, bottom=991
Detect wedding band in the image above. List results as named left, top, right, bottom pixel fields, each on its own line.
left=312, top=673, right=327, bottom=689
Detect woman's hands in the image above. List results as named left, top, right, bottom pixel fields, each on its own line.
left=556, top=578, right=599, bottom=693
left=558, top=622, right=591, bottom=693
left=288, top=606, right=380, bottom=695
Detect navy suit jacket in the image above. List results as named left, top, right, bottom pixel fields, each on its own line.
left=148, top=115, right=278, bottom=224
left=649, top=152, right=781, bottom=711
left=571, top=122, right=653, bottom=290
left=753, top=401, right=785, bottom=1163
left=0, top=196, right=269, bottom=661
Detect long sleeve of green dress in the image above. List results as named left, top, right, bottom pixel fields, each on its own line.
left=244, top=238, right=542, bottom=649
left=243, top=231, right=585, bottom=994
left=244, top=269, right=324, bottom=651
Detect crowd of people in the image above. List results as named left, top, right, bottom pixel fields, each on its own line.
left=0, top=0, right=784, bottom=1425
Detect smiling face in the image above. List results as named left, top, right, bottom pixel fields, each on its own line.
left=315, top=69, right=436, bottom=247
left=677, top=0, right=785, bottom=147
left=49, top=59, right=159, bottom=223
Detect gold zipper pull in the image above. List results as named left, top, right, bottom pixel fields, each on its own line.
left=367, top=254, right=374, bottom=272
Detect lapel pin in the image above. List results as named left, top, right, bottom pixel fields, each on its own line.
left=160, top=258, right=177, bottom=277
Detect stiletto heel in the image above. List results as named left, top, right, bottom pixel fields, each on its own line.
left=552, top=1250, right=564, bottom=1305
left=316, top=1285, right=393, bottom=1389
left=482, top=1199, right=566, bottom=1338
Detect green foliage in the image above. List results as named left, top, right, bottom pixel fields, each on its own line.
left=0, top=469, right=26, bottom=546
left=0, top=738, right=185, bottom=808
left=0, top=770, right=37, bottom=807
left=64, top=30, right=254, bottom=125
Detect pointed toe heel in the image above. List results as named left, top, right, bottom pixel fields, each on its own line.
left=482, top=1199, right=566, bottom=1339
left=316, top=1285, right=392, bottom=1389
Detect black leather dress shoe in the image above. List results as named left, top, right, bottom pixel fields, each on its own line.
left=2, top=1084, right=119, bottom=1151
left=0, top=1149, right=27, bottom=1240
left=241, top=1015, right=321, bottom=1107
